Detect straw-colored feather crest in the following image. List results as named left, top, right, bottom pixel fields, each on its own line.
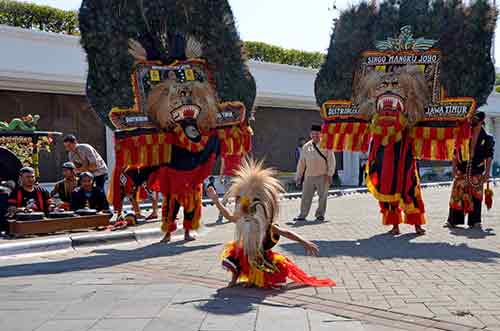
left=225, top=158, right=284, bottom=223
left=227, top=158, right=284, bottom=268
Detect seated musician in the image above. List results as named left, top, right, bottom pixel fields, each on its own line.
left=0, top=182, right=10, bottom=235
left=51, top=162, right=78, bottom=210
left=71, top=172, right=110, bottom=212
left=7, top=167, right=52, bottom=215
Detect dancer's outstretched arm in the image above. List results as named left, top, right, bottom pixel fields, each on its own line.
left=271, top=224, right=319, bottom=256
left=207, top=187, right=238, bottom=223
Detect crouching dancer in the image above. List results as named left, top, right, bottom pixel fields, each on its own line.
left=206, top=159, right=335, bottom=289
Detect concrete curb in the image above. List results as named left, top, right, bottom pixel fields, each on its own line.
left=0, top=227, right=163, bottom=257
left=0, top=237, right=72, bottom=257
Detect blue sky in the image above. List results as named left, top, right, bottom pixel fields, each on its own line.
left=15, top=0, right=500, bottom=59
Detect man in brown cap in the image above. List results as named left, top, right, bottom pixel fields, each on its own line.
left=294, top=124, right=336, bottom=221
left=447, top=111, right=495, bottom=229
left=51, top=162, right=78, bottom=209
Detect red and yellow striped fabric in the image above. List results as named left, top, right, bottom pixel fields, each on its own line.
left=320, top=122, right=370, bottom=152
left=409, top=123, right=471, bottom=160
left=217, top=125, right=253, bottom=156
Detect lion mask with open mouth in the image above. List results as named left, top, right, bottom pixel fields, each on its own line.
left=129, top=38, right=218, bottom=133
left=355, top=66, right=430, bottom=128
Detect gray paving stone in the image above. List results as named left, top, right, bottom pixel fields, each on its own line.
left=35, top=319, right=97, bottom=331
left=256, top=305, right=308, bottom=331
left=107, top=300, right=168, bottom=318
left=0, top=310, right=48, bottom=331
left=89, top=318, right=152, bottom=331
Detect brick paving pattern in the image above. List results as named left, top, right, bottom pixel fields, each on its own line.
left=0, top=185, right=499, bottom=330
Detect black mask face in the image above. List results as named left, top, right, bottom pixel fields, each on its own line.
left=472, top=120, right=480, bottom=127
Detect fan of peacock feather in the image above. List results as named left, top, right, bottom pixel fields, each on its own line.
left=79, top=0, right=256, bottom=129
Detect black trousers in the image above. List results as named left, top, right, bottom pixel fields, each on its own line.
left=94, top=175, right=108, bottom=191
left=448, top=196, right=482, bottom=227
left=358, top=163, right=366, bottom=187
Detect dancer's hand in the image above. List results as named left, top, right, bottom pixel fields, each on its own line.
left=303, top=240, right=319, bottom=256
left=207, top=186, right=219, bottom=201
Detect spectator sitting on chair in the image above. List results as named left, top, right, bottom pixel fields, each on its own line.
left=71, top=172, right=110, bottom=212
left=8, top=167, right=52, bottom=215
left=51, top=162, right=78, bottom=210
left=63, top=134, right=109, bottom=191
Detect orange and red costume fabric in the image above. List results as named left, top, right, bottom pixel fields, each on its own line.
left=448, top=127, right=495, bottom=226
left=221, top=228, right=335, bottom=289
left=109, top=125, right=252, bottom=233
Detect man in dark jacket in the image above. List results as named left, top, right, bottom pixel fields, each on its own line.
left=447, top=111, right=495, bottom=229
left=71, top=172, right=110, bottom=212
left=8, top=167, right=51, bottom=215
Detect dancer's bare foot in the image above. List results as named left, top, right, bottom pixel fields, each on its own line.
left=160, top=233, right=171, bottom=243
left=146, top=213, right=158, bottom=220
left=242, top=282, right=252, bottom=288
left=387, top=225, right=400, bottom=235
left=228, top=273, right=239, bottom=288
left=415, top=225, right=426, bottom=235
left=184, top=230, right=196, bottom=241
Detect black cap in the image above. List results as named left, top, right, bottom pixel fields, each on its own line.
left=62, top=162, right=76, bottom=170
left=63, top=134, right=77, bottom=143
left=311, top=124, right=322, bottom=132
left=473, top=111, right=485, bottom=122
left=79, top=172, right=94, bottom=180
left=20, top=167, right=35, bottom=175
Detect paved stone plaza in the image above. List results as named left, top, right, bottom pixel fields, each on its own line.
left=0, top=185, right=500, bottom=331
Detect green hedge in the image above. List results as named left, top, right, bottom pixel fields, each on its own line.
left=0, top=0, right=78, bottom=34
left=245, top=41, right=325, bottom=69
left=0, top=0, right=323, bottom=69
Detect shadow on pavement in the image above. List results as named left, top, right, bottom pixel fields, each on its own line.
left=0, top=241, right=220, bottom=278
left=280, top=233, right=500, bottom=263
left=193, top=287, right=304, bottom=315
left=284, top=219, right=327, bottom=228
left=448, top=227, right=496, bottom=239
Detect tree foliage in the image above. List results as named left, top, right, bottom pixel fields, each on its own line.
left=244, top=41, right=324, bottom=69
left=0, top=0, right=324, bottom=69
left=315, top=0, right=497, bottom=108
left=0, top=0, right=78, bottom=34
left=79, top=0, right=256, bottom=128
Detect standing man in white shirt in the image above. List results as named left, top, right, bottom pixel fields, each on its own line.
left=63, top=134, right=109, bottom=191
left=294, top=125, right=336, bottom=222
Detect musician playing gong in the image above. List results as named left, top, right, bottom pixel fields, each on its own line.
left=71, top=172, right=110, bottom=212
left=7, top=167, right=52, bottom=215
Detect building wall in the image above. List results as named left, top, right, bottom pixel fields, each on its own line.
left=0, top=90, right=106, bottom=182
left=252, top=106, right=344, bottom=173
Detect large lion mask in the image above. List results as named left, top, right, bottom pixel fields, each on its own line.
left=355, top=66, right=430, bottom=128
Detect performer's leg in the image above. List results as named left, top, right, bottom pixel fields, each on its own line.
left=130, top=194, right=143, bottom=218
left=380, top=202, right=402, bottom=234
left=297, top=176, right=315, bottom=219
left=222, top=254, right=241, bottom=287
left=182, top=188, right=202, bottom=241
left=147, top=192, right=159, bottom=220
left=447, top=177, right=466, bottom=226
left=315, top=177, right=328, bottom=220
left=447, top=208, right=465, bottom=226
left=160, top=195, right=181, bottom=243
left=468, top=196, right=482, bottom=228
